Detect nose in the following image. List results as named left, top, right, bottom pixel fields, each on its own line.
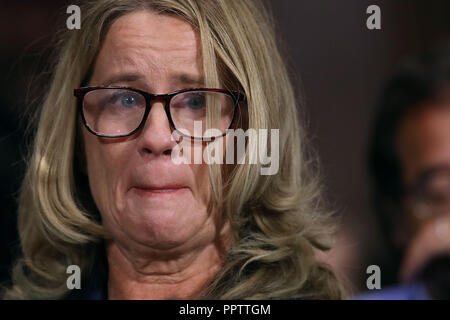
left=137, top=101, right=177, bottom=157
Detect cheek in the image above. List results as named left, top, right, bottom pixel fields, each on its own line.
left=83, top=132, right=131, bottom=215
left=191, top=162, right=211, bottom=205
left=189, top=141, right=213, bottom=205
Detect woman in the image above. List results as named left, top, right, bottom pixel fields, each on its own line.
left=2, top=0, right=344, bottom=299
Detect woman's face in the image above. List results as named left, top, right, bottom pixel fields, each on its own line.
left=83, top=11, right=221, bottom=252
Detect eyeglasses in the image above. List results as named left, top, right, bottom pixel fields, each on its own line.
left=73, top=86, right=245, bottom=140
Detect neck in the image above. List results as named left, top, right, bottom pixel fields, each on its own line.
left=106, top=228, right=230, bottom=300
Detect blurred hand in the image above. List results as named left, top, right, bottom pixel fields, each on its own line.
left=399, top=213, right=450, bottom=282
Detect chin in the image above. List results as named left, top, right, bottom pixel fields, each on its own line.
left=115, top=206, right=206, bottom=249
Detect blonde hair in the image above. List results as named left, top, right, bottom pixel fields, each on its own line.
left=3, top=0, right=345, bottom=299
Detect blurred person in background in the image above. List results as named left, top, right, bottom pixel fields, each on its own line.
left=360, top=42, right=450, bottom=299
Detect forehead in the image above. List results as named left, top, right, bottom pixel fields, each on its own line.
left=89, top=10, right=203, bottom=89
left=396, top=100, right=450, bottom=183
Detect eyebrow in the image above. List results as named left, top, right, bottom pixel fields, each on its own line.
left=174, top=74, right=205, bottom=87
left=102, top=73, right=205, bottom=88
left=103, top=73, right=144, bottom=86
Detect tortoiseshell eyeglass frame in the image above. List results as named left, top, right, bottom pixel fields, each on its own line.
left=73, top=86, right=246, bottom=141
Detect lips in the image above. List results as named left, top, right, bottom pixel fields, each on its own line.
left=136, top=186, right=186, bottom=192
left=132, top=183, right=189, bottom=195
left=129, top=166, right=190, bottom=196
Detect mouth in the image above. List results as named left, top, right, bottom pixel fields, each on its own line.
left=132, top=185, right=189, bottom=196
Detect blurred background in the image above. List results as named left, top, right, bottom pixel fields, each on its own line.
left=1, top=0, right=449, bottom=297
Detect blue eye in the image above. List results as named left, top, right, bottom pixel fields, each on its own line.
left=105, top=91, right=142, bottom=109
left=120, top=95, right=138, bottom=108
left=186, top=94, right=206, bottom=110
